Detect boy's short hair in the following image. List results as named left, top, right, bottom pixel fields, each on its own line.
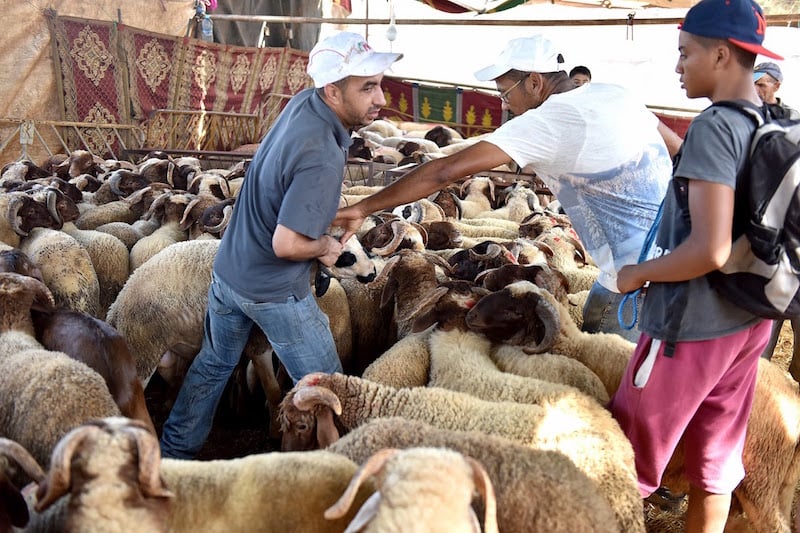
left=680, top=0, right=783, bottom=60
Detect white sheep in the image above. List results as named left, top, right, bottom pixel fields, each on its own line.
left=325, top=446, right=498, bottom=533
left=279, top=372, right=645, bottom=532
left=128, top=190, right=192, bottom=273
left=0, top=272, right=120, bottom=468
left=27, top=417, right=375, bottom=533
left=19, top=227, right=101, bottom=318
left=328, top=417, right=621, bottom=533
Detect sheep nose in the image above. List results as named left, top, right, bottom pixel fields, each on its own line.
left=357, top=271, right=376, bottom=283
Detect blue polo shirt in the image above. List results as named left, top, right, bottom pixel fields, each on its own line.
left=213, top=88, right=351, bottom=302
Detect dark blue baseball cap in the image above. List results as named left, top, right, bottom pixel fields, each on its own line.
left=680, top=0, right=783, bottom=60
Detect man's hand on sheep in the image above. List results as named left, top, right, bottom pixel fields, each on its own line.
left=332, top=204, right=368, bottom=245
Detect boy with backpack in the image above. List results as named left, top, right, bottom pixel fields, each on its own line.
left=609, top=0, right=780, bottom=530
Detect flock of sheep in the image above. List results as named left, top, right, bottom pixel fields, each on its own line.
left=0, top=118, right=798, bottom=532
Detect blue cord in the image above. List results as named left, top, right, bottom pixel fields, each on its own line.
left=617, top=200, right=664, bottom=330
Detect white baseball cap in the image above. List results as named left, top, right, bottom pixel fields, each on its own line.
left=474, top=35, right=564, bottom=81
left=307, top=32, right=403, bottom=88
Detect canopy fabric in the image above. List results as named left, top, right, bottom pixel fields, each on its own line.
left=413, top=0, right=527, bottom=13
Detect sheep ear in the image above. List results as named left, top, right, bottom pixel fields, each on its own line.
left=342, top=492, right=382, bottom=533
left=325, top=448, right=397, bottom=521
left=466, top=457, right=498, bottom=533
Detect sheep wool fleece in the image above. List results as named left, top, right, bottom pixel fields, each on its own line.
left=484, top=82, right=672, bottom=293
left=213, top=87, right=351, bottom=303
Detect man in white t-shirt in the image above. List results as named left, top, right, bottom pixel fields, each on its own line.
left=334, top=34, right=680, bottom=342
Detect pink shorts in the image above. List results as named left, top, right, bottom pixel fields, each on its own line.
left=609, top=320, right=771, bottom=496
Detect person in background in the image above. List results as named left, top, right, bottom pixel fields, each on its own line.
left=753, top=61, right=800, bottom=119
left=610, top=0, right=778, bottom=530
left=159, top=31, right=401, bottom=459
left=334, top=34, right=682, bottom=343
left=569, top=65, right=592, bottom=86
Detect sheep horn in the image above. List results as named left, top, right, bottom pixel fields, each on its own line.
left=179, top=197, right=202, bottom=230
left=371, top=220, right=408, bottom=256
left=411, top=222, right=428, bottom=247
left=10, top=273, right=56, bottom=311
left=123, top=423, right=174, bottom=499
left=35, top=425, right=101, bottom=511
left=108, top=170, right=127, bottom=197
left=563, top=234, right=589, bottom=266
left=45, top=189, right=62, bottom=226
left=466, top=456, right=499, bottom=533
left=324, top=448, right=398, bottom=520
left=292, top=385, right=342, bottom=416
left=0, top=438, right=45, bottom=484
left=6, top=194, right=30, bottom=237
left=122, top=185, right=152, bottom=206
left=459, top=178, right=473, bottom=197
left=469, top=243, right=502, bottom=261
left=523, top=293, right=561, bottom=354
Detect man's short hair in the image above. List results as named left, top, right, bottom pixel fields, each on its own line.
left=569, top=65, right=592, bottom=79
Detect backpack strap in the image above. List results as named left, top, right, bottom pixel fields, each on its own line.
left=711, top=99, right=768, bottom=127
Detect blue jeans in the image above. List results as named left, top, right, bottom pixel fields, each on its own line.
left=160, top=273, right=341, bottom=459
left=581, top=281, right=643, bottom=343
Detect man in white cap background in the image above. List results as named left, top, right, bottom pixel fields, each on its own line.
left=753, top=61, right=799, bottom=120
left=334, top=33, right=682, bottom=342
left=160, top=31, right=401, bottom=459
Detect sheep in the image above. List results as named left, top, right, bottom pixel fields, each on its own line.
left=0, top=246, right=154, bottom=433
left=465, top=281, right=634, bottom=398
left=108, top=234, right=377, bottom=386
left=0, top=191, right=60, bottom=248
left=280, top=372, right=644, bottom=532
left=0, top=437, right=46, bottom=533
left=325, top=446, right=498, bottom=533
left=30, top=185, right=130, bottom=318
left=465, top=280, right=800, bottom=532
left=28, top=417, right=375, bottom=533
left=358, top=119, right=403, bottom=139
left=457, top=177, right=495, bottom=219
left=360, top=218, right=427, bottom=257
left=74, top=184, right=170, bottom=230
left=475, top=181, right=540, bottom=223
left=0, top=272, right=120, bottom=468
left=19, top=227, right=101, bottom=318
left=94, top=220, right=145, bottom=250
left=447, top=241, right=517, bottom=283
left=128, top=191, right=193, bottom=273
left=328, top=418, right=621, bottom=533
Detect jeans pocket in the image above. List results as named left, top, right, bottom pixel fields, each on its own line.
left=208, top=280, right=233, bottom=315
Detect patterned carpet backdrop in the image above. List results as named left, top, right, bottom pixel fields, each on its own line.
left=46, top=11, right=313, bottom=155
left=380, top=77, right=509, bottom=138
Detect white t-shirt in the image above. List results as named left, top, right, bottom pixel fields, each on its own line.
left=485, top=82, right=673, bottom=292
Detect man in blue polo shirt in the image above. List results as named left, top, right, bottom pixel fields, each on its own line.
left=160, top=32, right=402, bottom=459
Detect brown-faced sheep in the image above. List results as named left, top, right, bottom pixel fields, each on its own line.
left=27, top=417, right=374, bottom=533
